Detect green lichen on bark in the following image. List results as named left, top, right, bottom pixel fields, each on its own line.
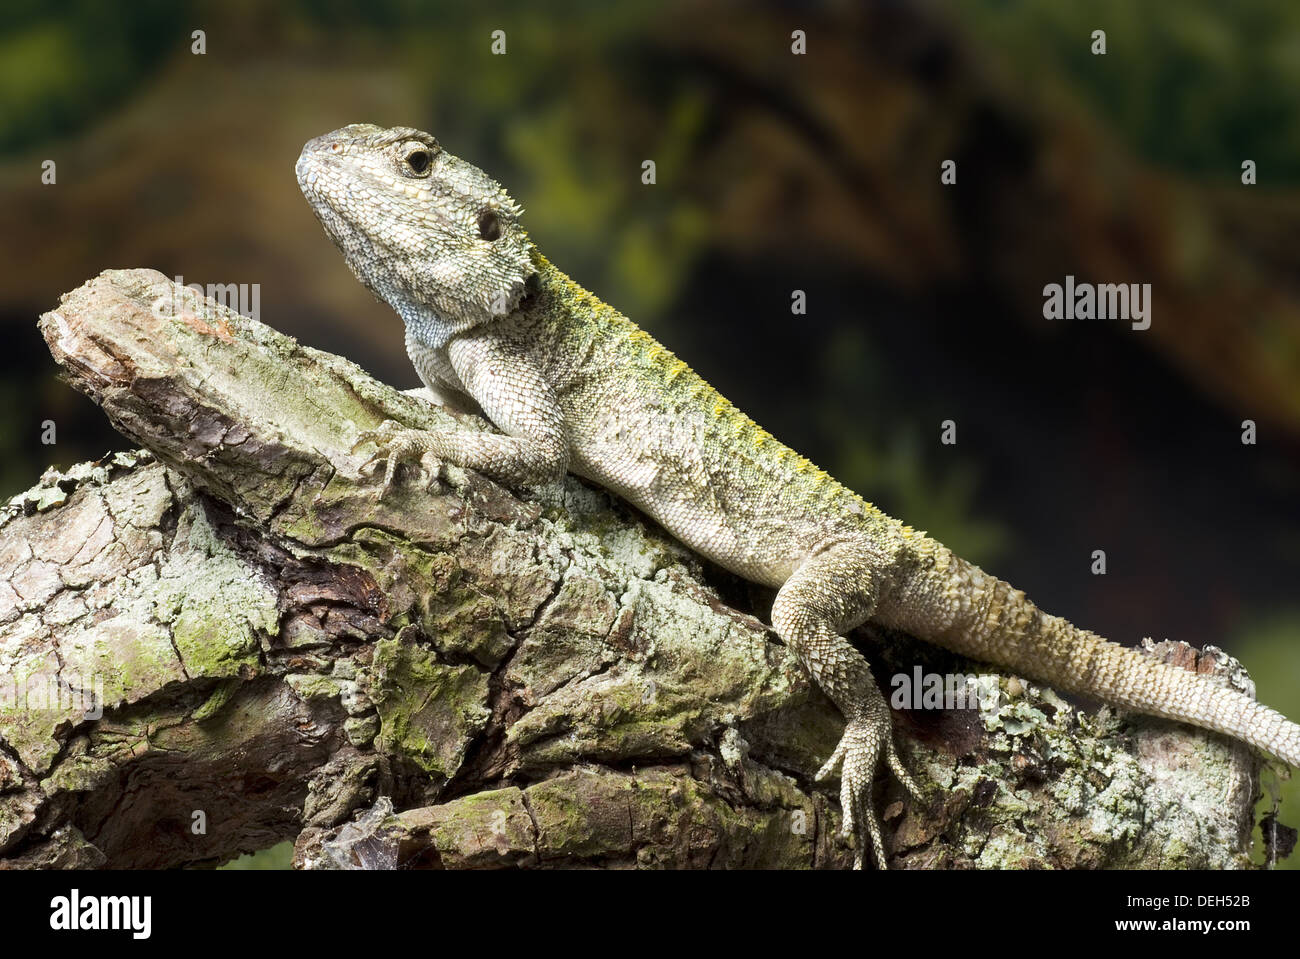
left=369, top=632, right=490, bottom=782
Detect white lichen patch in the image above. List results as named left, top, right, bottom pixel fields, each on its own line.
left=0, top=461, right=278, bottom=775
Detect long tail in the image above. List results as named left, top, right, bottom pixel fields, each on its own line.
left=881, top=549, right=1300, bottom=765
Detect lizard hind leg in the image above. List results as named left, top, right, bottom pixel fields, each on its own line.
left=771, top=541, right=922, bottom=869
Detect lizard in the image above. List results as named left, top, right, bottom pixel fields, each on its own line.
left=296, top=122, right=1300, bottom=869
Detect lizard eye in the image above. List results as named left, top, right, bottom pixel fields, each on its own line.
left=404, top=148, right=432, bottom=176
left=478, top=210, right=502, bottom=241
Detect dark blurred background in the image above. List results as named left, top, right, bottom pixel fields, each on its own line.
left=2, top=0, right=1298, bottom=866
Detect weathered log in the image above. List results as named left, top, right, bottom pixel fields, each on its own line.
left=0, top=271, right=1268, bottom=868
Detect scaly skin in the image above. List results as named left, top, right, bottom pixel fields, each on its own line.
left=298, top=123, right=1300, bottom=868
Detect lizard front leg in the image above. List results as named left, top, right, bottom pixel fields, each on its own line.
left=771, top=539, right=922, bottom=869
left=354, top=329, right=568, bottom=494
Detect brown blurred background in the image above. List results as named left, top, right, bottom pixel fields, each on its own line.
left=2, top=0, right=1298, bottom=865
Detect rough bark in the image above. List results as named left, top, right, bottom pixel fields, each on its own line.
left=0, top=270, right=1272, bottom=869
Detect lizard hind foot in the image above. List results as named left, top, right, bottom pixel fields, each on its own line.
left=815, top=715, right=922, bottom=870
left=350, top=420, right=442, bottom=498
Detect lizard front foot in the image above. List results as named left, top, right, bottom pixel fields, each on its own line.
left=816, top=715, right=923, bottom=869
left=350, top=420, right=443, bottom=498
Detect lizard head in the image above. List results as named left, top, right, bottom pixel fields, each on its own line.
left=297, top=123, right=535, bottom=347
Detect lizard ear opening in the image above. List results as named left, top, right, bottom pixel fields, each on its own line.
left=478, top=210, right=502, bottom=241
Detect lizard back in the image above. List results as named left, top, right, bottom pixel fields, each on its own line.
left=521, top=253, right=909, bottom=586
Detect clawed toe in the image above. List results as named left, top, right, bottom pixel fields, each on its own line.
left=350, top=419, right=402, bottom=456
left=349, top=420, right=438, bottom=498
left=819, top=716, right=920, bottom=870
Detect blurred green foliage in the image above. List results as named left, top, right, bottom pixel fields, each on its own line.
left=5, top=0, right=1298, bottom=203
left=820, top=326, right=1011, bottom=566
left=218, top=840, right=293, bottom=870
left=955, top=0, right=1300, bottom=181
left=0, top=0, right=185, bottom=152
